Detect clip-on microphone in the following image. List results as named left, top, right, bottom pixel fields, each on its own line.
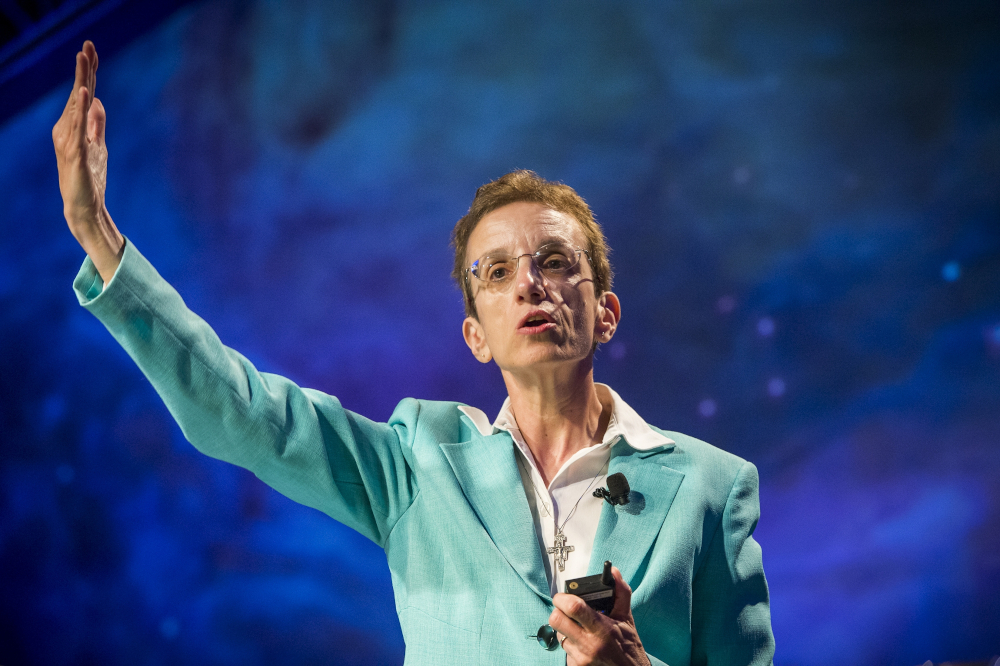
left=593, top=472, right=630, bottom=506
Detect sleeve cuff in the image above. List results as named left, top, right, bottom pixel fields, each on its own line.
left=73, top=238, right=131, bottom=306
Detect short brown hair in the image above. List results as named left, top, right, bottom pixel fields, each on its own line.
left=450, top=170, right=613, bottom=318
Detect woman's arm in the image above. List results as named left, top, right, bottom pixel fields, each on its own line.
left=75, top=240, right=417, bottom=546
left=59, top=42, right=416, bottom=546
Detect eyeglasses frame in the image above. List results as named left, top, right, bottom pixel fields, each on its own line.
left=465, top=245, right=593, bottom=295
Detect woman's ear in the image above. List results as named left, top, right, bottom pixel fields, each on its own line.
left=596, top=291, right=621, bottom=342
left=463, top=316, right=493, bottom=364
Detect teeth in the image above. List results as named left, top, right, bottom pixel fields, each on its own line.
left=522, top=315, right=551, bottom=327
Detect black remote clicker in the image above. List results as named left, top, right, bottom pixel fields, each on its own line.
left=564, top=560, right=616, bottom=614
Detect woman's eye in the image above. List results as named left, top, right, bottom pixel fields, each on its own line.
left=488, top=265, right=509, bottom=281
left=542, top=255, right=569, bottom=271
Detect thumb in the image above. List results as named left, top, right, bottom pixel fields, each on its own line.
left=608, top=566, right=635, bottom=623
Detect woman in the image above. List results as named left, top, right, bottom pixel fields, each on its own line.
left=54, top=41, right=774, bottom=666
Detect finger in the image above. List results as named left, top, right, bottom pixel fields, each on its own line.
left=83, top=40, right=98, bottom=99
left=62, top=50, right=88, bottom=117
left=555, top=632, right=582, bottom=661
left=558, top=635, right=584, bottom=666
left=88, top=97, right=106, bottom=144
left=75, top=86, right=90, bottom=144
left=548, top=608, right=587, bottom=645
left=75, top=49, right=94, bottom=122
left=609, top=566, right=635, bottom=622
left=552, top=592, right=602, bottom=631
left=561, top=637, right=588, bottom=666
left=75, top=50, right=89, bottom=96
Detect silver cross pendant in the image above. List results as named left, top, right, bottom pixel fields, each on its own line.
left=547, top=530, right=575, bottom=572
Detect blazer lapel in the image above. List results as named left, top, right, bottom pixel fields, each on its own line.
left=440, top=430, right=552, bottom=601
left=588, top=442, right=685, bottom=588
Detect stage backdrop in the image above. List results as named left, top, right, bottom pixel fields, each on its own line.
left=1, top=1, right=998, bottom=664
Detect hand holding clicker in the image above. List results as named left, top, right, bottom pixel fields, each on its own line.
left=550, top=566, right=652, bottom=666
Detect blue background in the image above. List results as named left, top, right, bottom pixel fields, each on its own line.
left=1, top=0, right=998, bottom=664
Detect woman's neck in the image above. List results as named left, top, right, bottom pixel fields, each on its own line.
left=501, top=362, right=612, bottom=487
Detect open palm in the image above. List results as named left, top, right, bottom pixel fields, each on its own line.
left=52, top=40, right=122, bottom=282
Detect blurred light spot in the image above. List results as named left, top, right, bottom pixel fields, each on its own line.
left=160, top=616, right=180, bottom=639
left=608, top=341, right=626, bottom=360
left=941, top=261, right=960, bottom=282
left=757, top=317, right=775, bottom=337
left=716, top=295, right=736, bottom=314
left=985, top=323, right=1000, bottom=356
left=56, top=464, right=75, bottom=485
left=733, top=165, right=751, bottom=186
left=42, top=394, right=67, bottom=424
left=767, top=377, right=786, bottom=398
left=698, top=399, right=717, bottom=418
left=38, top=394, right=68, bottom=438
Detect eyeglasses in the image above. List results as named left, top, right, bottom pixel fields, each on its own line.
left=467, top=243, right=591, bottom=289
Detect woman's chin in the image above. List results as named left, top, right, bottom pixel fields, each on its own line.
left=500, top=344, right=593, bottom=372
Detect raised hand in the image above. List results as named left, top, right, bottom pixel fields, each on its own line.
left=52, top=40, right=123, bottom=283
left=550, top=566, right=652, bottom=666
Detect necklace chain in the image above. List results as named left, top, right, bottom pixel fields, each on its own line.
left=516, top=453, right=552, bottom=517
left=516, top=449, right=612, bottom=572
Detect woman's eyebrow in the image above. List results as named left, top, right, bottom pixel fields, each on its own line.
left=475, top=236, right=573, bottom=259
left=472, top=245, right=509, bottom=260
left=535, top=236, right=572, bottom=247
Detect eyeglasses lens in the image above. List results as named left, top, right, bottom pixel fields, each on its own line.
left=471, top=244, right=579, bottom=285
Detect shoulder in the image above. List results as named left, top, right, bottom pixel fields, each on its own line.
left=647, top=426, right=757, bottom=506
left=654, top=427, right=748, bottom=474
left=606, top=385, right=754, bottom=498
left=385, top=398, right=486, bottom=447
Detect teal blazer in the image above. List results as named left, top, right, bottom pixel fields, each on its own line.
left=75, top=242, right=775, bottom=665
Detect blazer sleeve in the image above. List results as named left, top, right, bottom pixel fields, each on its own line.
left=690, top=461, right=775, bottom=666
left=74, top=240, right=416, bottom=547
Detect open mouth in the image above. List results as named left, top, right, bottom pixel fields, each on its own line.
left=518, top=310, right=556, bottom=334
